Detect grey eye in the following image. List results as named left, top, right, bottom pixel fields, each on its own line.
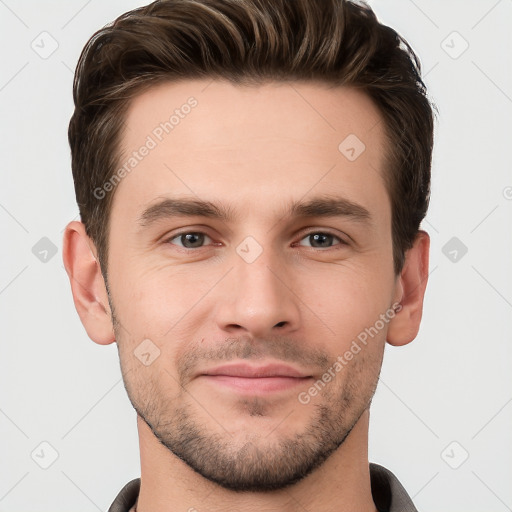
left=170, top=232, right=212, bottom=249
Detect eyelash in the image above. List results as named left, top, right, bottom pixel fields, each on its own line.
left=164, top=229, right=349, bottom=251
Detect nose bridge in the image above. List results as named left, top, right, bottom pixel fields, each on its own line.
left=216, top=239, right=301, bottom=336
left=237, top=247, right=283, bottom=302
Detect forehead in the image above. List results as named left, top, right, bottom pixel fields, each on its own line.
left=112, top=79, right=389, bottom=224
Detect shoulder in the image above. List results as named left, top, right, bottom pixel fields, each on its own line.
left=108, top=478, right=141, bottom=512
left=370, top=463, right=418, bottom=512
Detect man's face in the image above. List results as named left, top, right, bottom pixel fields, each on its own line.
left=106, top=79, right=399, bottom=491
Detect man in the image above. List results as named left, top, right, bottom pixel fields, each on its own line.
left=62, top=0, right=435, bottom=510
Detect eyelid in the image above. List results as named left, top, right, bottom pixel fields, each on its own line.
left=295, top=228, right=349, bottom=248
left=164, top=227, right=350, bottom=250
left=165, top=229, right=215, bottom=248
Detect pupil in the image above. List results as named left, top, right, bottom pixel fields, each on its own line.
left=312, top=233, right=331, bottom=247
left=183, top=233, right=203, bottom=248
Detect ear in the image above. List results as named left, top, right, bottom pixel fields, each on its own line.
left=62, top=221, right=115, bottom=345
left=386, top=230, right=430, bottom=347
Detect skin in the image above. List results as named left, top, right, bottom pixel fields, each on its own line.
left=63, top=79, right=429, bottom=512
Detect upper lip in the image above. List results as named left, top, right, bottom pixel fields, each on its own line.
left=202, top=362, right=310, bottom=378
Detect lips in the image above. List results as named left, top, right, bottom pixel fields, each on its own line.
left=202, top=363, right=309, bottom=378
left=200, top=362, right=312, bottom=394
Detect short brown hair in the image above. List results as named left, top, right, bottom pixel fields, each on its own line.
left=68, top=0, right=436, bottom=277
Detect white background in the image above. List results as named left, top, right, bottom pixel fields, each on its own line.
left=1, top=0, right=511, bottom=511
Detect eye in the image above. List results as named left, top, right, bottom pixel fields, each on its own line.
left=165, top=230, right=348, bottom=251
left=296, top=231, right=347, bottom=249
left=167, top=231, right=213, bottom=249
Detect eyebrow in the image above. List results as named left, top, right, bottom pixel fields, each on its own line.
left=136, top=195, right=371, bottom=229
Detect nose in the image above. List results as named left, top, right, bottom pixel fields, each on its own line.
left=214, top=245, right=301, bottom=339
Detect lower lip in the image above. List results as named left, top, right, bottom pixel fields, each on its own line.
left=201, top=375, right=312, bottom=393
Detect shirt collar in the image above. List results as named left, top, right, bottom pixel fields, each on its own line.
left=108, top=463, right=418, bottom=512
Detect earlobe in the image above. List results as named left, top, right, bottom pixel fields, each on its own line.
left=62, top=221, right=115, bottom=345
left=386, top=230, right=430, bottom=347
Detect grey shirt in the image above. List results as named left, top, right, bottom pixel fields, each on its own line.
left=108, top=462, right=418, bottom=512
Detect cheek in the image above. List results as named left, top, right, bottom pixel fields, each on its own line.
left=110, top=262, right=219, bottom=344
left=110, top=245, right=396, bottom=354
left=305, top=265, right=394, bottom=349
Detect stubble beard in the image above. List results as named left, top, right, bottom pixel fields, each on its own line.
left=107, top=282, right=384, bottom=492
left=120, top=342, right=382, bottom=492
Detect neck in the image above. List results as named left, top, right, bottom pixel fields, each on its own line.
left=135, top=410, right=378, bottom=512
